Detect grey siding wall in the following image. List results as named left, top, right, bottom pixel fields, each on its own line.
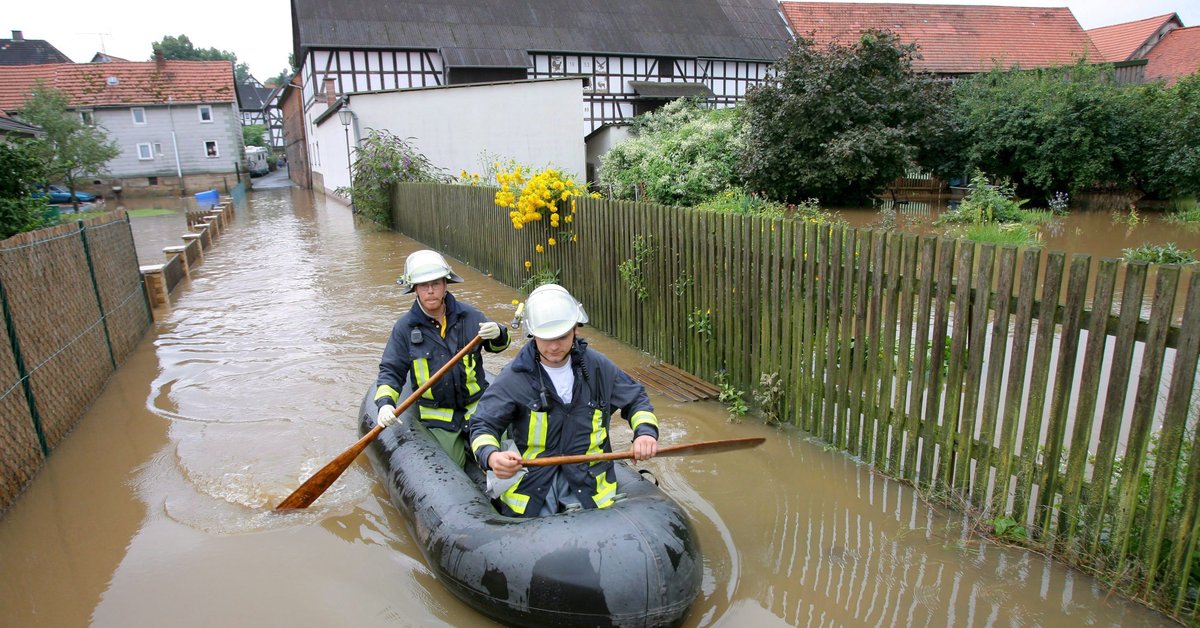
left=96, top=103, right=243, bottom=178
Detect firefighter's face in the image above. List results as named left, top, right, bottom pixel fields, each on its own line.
left=535, top=327, right=575, bottom=368
left=415, top=279, right=447, bottom=316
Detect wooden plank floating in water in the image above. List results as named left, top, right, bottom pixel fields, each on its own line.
left=629, top=363, right=720, bottom=402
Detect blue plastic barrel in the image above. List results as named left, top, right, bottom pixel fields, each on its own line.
left=194, top=189, right=219, bottom=207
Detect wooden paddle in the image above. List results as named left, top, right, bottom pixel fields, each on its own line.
left=275, top=335, right=484, bottom=510
left=520, top=436, right=766, bottom=467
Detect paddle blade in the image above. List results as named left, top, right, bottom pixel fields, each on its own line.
left=521, top=436, right=765, bottom=467
left=275, top=424, right=382, bottom=510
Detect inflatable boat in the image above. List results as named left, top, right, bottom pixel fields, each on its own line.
left=358, top=388, right=702, bottom=627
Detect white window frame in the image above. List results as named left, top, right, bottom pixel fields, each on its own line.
left=203, top=140, right=219, bottom=158
left=198, top=105, right=213, bottom=122
left=131, top=107, right=146, bottom=125
left=136, top=143, right=153, bottom=160
left=79, top=110, right=94, bottom=126
left=153, top=142, right=163, bottom=155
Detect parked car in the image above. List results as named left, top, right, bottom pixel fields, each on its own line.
left=32, top=184, right=97, bottom=204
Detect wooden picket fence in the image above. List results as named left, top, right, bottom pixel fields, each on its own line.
left=392, top=183, right=1200, bottom=619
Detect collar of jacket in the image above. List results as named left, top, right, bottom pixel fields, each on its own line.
left=405, top=291, right=464, bottom=328
left=511, top=336, right=589, bottom=375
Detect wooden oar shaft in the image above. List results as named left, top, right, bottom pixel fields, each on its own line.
left=275, top=335, right=484, bottom=510
left=520, top=437, right=765, bottom=467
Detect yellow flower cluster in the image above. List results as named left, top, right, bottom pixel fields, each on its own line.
left=458, top=170, right=483, bottom=186
left=494, top=167, right=585, bottom=231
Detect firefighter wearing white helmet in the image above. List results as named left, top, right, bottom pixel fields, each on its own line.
left=470, top=284, right=659, bottom=517
left=373, top=250, right=510, bottom=468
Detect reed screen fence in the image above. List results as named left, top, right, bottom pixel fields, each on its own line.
left=0, top=211, right=152, bottom=514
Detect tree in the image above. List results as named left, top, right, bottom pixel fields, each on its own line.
left=151, top=34, right=250, bottom=83
left=741, top=31, right=949, bottom=205
left=0, top=140, right=52, bottom=239
left=946, top=60, right=1150, bottom=199
left=18, top=84, right=119, bottom=212
left=242, top=124, right=268, bottom=148
left=1139, top=73, right=1200, bottom=199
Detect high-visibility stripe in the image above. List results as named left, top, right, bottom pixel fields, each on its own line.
left=500, top=478, right=529, bottom=515
left=463, top=354, right=480, bottom=396
left=419, top=406, right=455, bottom=422
left=523, top=411, right=547, bottom=460
left=630, top=410, right=658, bottom=430
left=374, top=385, right=400, bottom=404
left=464, top=400, right=479, bottom=422
left=472, top=434, right=500, bottom=454
left=586, top=409, right=606, bottom=457
left=594, top=471, right=617, bottom=509
left=412, top=358, right=435, bottom=399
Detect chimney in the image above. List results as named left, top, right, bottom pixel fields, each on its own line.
left=154, top=48, right=165, bottom=70
left=321, top=78, right=336, bottom=106
left=323, top=78, right=338, bottom=105
left=12, top=30, right=23, bottom=41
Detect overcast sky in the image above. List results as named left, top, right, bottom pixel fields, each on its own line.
left=4, top=0, right=1197, bottom=82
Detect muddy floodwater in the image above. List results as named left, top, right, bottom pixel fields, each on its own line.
left=0, top=188, right=1174, bottom=626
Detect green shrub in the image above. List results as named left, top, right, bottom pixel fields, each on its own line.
left=335, top=129, right=447, bottom=227
left=599, top=99, right=745, bottom=207
left=1121, top=243, right=1198, bottom=265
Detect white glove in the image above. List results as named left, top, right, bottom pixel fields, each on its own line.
left=377, top=405, right=398, bottom=428
left=478, top=321, right=501, bottom=340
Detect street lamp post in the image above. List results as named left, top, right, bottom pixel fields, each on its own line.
left=338, top=107, right=355, bottom=212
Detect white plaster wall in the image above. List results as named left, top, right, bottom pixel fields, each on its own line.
left=347, top=78, right=586, bottom=181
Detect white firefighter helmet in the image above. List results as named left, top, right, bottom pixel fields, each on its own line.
left=524, top=284, right=589, bottom=339
left=398, top=250, right=463, bottom=293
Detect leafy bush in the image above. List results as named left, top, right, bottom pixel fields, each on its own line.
left=599, top=98, right=745, bottom=207
left=936, top=171, right=1029, bottom=225
left=0, top=141, right=51, bottom=239
left=943, top=60, right=1200, bottom=200
left=335, top=129, right=447, bottom=227
left=741, top=31, right=950, bottom=205
left=1121, top=243, right=1198, bottom=265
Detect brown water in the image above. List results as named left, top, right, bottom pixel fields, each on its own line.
left=838, top=202, right=1200, bottom=263
left=0, top=189, right=1174, bottom=626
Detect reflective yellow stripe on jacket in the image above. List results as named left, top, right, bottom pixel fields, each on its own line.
left=374, top=385, right=401, bottom=405
left=463, top=354, right=480, bottom=397
left=630, top=410, right=658, bottom=431
left=412, top=358, right=435, bottom=400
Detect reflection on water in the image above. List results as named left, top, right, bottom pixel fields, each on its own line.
left=0, top=188, right=1172, bottom=626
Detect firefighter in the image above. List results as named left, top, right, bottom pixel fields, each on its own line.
left=374, top=250, right=509, bottom=467
left=469, top=284, right=659, bottom=517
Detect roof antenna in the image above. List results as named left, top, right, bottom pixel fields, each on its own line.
left=77, top=32, right=113, bottom=55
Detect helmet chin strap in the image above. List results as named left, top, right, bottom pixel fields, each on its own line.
left=416, top=296, right=445, bottom=320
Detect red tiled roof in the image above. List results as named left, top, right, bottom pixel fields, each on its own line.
left=1086, top=13, right=1180, bottom=62
left=0, top=60, right=235, bottom=112
left=1144, top=26, right=1200, bottom=85
left=780, top=2, right=1102, bottom=74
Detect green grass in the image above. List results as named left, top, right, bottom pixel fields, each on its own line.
left=954, top=222, right=1043, bottom=248
left=127, top=208, right=178, bottom=217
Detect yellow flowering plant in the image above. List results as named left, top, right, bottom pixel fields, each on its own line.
left=493, top=163, right=593, bottom=292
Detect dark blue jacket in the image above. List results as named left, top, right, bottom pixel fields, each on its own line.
left=469, top=338, right=659, bottom=517
left=374, top=292, right=509, bottom=432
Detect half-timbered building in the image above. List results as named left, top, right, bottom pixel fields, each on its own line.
left=289, top=0, right=793, bottom=134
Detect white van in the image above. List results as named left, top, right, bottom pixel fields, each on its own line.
left=246, top=146, right=270, bottom=177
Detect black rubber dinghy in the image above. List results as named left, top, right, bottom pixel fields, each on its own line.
left=358, top=388, right=703, bottom=627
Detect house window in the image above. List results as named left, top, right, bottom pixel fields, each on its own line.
left=198, top=105, right=213, bottom=122
left=79, top=110, right=95, bottom=126
left=131, top=107, right=146, bottom=125
left=148, top=176, right=159, bottom=186
left=204, top=140, right=219, bottom=158
left=153, top=142, right=163, bottom=155
left=658, top=58, right=674, bottom=79
left=137, top=143, right=153, bottom=160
